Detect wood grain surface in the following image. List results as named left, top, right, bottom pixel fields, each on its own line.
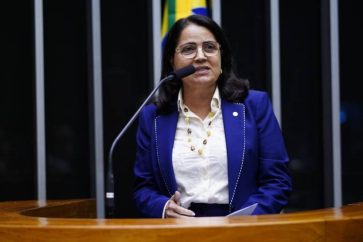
left=0, top=199, right=362, bottom=242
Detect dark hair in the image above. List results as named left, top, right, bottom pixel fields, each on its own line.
left=156, top=14, right=249, bottom=114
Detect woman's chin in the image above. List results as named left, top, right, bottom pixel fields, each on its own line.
left=184, top=79, right=217, bottom=89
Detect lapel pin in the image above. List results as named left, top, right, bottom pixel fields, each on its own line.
left=233, top=111, right=238, bottom=117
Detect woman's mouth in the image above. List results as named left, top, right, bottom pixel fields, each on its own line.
left=194, top=66, right=210, bottom=75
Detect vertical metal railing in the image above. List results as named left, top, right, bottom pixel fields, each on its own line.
left=211, top=0, right=221, bottom=26
left=330, top=0, right=342, bottom=207
left=270, top=0, right=282, bottom=126
left=152, top=0, right=162, bottom=88
left=89, top=0, right=105, bottom=218
left=34, top=0, right=46, bottom=202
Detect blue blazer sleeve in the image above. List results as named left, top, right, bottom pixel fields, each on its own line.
left=133, top=105, right=169, bottom=218
left=241, top=90, right=292, bottom=214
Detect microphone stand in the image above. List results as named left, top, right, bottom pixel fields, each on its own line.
left=105, top=74, right=173, bottom=218
left=105, top=65, right=195, bottom=218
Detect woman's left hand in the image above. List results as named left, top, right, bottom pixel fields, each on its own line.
left=165, top=191, right=195, bottom=218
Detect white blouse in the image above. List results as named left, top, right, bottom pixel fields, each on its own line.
left=172, top=88, right=229, bottom=209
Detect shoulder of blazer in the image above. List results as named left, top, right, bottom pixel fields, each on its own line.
left=243, top=89, right=271, bottom=116
left=141, top=104, right=158, bottom=118
left=244, top=89, right=269, bottom=104
left=221, top=90, right=268, bottom=113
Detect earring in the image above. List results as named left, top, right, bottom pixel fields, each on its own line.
left=220, top=69, right=223, bottom=74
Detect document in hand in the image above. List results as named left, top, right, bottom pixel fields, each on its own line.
left=226, top=203, right=258, bottom=217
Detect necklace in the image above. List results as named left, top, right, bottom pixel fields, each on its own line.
left=184, top=108, right=215, bottom=156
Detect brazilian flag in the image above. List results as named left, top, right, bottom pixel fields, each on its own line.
left=161, top=0, right=208, bottom=44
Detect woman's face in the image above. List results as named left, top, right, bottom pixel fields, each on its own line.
left=172, top=24, right=221, bottom=89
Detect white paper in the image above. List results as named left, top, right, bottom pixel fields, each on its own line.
left=226, top=203, right=258, bottom=217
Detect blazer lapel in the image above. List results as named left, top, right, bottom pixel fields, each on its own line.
left=222, top=101, right=246, bottom=207
left=155, top=110, right=178, bottom=196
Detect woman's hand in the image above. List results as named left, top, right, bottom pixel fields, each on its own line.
left=165, top=191, right=195, bottom=218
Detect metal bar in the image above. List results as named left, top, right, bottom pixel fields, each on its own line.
left=270, top=0, right=282, bottom=126
left=321, top=0, right=334, bottom=208
left=330, top=0, right=342, bottom=207
left=211, top=0, right=221, bottom=25
left=34, top=0, right=46, bottom=201
left=152, top=0, right=162, bottom=88
left=90, top=0, right=105, bottom=218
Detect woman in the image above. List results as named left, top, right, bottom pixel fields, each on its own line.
left=133, top=14, right=292, bottom=218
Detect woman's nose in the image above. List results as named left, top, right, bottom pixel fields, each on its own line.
left=195, top=47, right=207, bottom=60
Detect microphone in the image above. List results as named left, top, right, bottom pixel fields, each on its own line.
left=106, top=64, right=196, bottom=218
left=172, top=64, right=196, bottom=80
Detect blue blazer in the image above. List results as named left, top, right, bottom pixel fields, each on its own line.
left=133, top=90, right=292, bottom=218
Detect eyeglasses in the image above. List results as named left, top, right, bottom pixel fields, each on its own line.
left=175, top=41, right=220, bottom=59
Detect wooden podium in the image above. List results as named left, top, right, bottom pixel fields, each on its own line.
left=0, top=199, right=362, bottom=242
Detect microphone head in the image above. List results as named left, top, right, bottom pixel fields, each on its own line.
left=171, top=65, right=196, bottom=80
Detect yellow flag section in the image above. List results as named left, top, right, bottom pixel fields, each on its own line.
left=161, top=0, right=208, bottom=42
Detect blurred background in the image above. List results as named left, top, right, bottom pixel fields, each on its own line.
left=1, top=0, right=362, bottom=218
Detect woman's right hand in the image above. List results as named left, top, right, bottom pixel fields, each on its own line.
left=165, top=191, right=195, bottom=218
